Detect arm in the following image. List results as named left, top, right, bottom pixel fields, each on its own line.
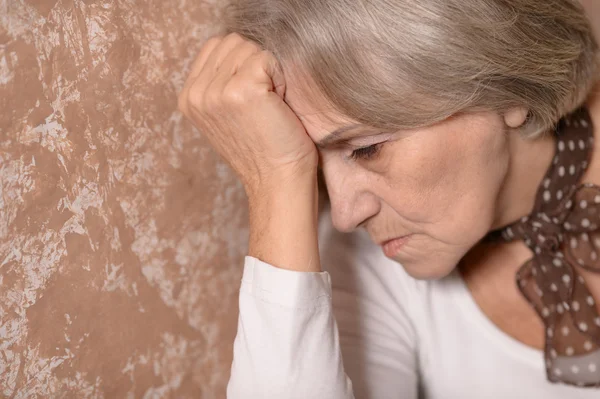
left=246, top=167, right=322, bottom=273
left=176, top=32, right=352, bottom=397
left=227, top=174, right=419, bottom=398
left=227, top=171, right=354, bottom=398
left=227, top=256, right=354, bottom=398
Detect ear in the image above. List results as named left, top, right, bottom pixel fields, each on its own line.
left=503, top=107, right=529, bottom=128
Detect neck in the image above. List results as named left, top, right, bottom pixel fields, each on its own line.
left=492, top=127, right=556, bottom=231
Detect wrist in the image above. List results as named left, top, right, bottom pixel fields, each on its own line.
left=248, top=170, right=318, bottom=225
left=247, top=170, right=321, bottom=272
left=245, top=163, right=318, bottom=204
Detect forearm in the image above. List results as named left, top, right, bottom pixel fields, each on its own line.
left=247, top=169, right=321, bottom=272
left=229, top=172, right=357, bottom=399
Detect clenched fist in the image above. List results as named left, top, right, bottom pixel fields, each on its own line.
left=178, top=33, right=319, bottom=196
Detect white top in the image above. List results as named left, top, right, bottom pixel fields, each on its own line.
left=227, top=207, right=600, bottom=398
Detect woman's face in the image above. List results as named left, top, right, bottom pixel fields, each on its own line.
left=284, top=79, right=513, bottom=279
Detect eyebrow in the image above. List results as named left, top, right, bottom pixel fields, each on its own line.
left=316, top=124, right=372, bottom=149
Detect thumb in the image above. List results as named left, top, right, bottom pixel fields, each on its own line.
left=263, top=51, right=287, bottom=99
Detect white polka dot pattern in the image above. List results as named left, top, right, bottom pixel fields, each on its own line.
left=494, top=107, right=600, bottom=388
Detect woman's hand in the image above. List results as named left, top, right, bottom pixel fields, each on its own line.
left=178, top=33, right=318, bottom=196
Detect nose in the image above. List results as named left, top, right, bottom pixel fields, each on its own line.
left=322, top=163, right=380, bottom=233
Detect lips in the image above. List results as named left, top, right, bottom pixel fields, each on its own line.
left=379, top=235, right=411, bottom=258
left=378, top=235, right=409, bottom=247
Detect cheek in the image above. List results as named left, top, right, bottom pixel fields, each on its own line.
left=384, top=131, right=472, bottom=219
left=432, top=127, right=509, bottom=244
left=384, top=118, right=509, bottom=239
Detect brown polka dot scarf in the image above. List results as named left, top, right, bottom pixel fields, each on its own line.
left=495, top=106, right=600, bottom=387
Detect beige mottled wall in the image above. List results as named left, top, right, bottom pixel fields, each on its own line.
left=0, top=0, right=247, bottom=397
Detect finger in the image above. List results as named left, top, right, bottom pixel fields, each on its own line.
left=179, top=36, right=222, bottom=114
left=181, top=33, right=248, bottom=113
left=180, top=33, right=241, bottom=111
left=187, top=35, right=223, bottom=82
left=200, top=32, right=246, bottom=75
left=233, top=50, right=287, bottom=99
left=209, top=41, right=261, bottom=95
left=269, top=55, right=287, bottom=99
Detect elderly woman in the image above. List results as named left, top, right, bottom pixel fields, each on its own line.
left=179, top=0, right=600, bottom=397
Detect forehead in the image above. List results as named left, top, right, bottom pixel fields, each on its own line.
left=282, top=70, right=356, bottom=143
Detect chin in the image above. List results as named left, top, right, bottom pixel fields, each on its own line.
left=391, top=254, right=461, bottom=280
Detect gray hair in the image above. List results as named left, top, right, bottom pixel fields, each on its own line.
left=223, top=0, right=599, bottom=136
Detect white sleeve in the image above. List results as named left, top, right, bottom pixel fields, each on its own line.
left=227, top=211, right=419, bottom=399
left=227, top=255, right=355, bottom=399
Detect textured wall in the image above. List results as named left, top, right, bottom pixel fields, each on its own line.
left=0, top=1, right=247, bottom=397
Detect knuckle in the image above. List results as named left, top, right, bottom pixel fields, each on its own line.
left=226, top=32, right=244, bottom=42
left=257, top=48, right=274, bottom=60
left=222, top=85, right=245, bottom=106
left=223, top=32, right=245, bottom=47
left=227, top=32, right=262, bottom=53
left=242, top=52, right=262, bottom=68
left=242, top=40, right=262, bottom=53
left=189, top=87, right=206, bottom=109
left=250, top=49, right=274, bottom=67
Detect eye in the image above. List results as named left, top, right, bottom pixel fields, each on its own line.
left=350, top=143, right=383, bottom=161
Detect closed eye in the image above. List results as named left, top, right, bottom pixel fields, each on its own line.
left=350, top=143, right=383, bottom=161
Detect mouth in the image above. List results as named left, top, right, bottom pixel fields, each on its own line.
left=379, top=235, right=412, bottom=258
